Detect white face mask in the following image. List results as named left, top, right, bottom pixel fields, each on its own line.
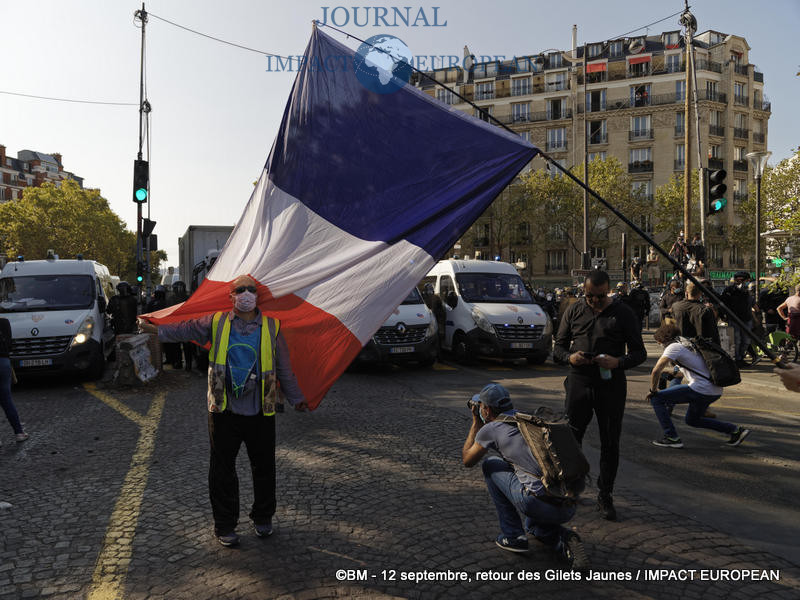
left=233, top=290, right=257, bottom=312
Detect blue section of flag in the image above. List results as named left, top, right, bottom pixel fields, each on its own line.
left=266, top=27, right=539, bottom=260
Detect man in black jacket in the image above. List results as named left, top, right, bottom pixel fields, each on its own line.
left=553, top=270, right=647, bottom=521
left=659, top=279, right=684, bottom=324
left=721, top=272, right=753, bottom=365
left=672, top=281, right=720, bottom=345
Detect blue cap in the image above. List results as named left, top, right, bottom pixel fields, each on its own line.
left=472, top=383, right=513, bottom=412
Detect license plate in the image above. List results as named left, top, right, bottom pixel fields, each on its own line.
left=19, top=358, right=53, bottom=367
left=510, top=342, right=533, bottom=349
left=389, top=346, right=415, bottom=354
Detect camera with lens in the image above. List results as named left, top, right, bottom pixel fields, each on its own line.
left=467, top=398, right=480, bottom=410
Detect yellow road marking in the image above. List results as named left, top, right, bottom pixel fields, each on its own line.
left=84, top=383, right=148, bottom=427
left=85, top=387, right=166, bottom=600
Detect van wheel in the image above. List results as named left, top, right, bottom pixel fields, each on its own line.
left=453, top=333, right=472, bottom=364
left=526, top=353, right=548, bottom=365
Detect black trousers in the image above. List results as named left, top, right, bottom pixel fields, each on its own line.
left=207, top=412, right=276, bottom=535
left=564, top=372, right=627, bottom=496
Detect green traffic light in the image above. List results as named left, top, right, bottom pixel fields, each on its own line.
left=135, top=188, right=148, bottom=202
left=710, top=198, right=727, bottom=213
left=136, top=275, right=144, bottom=282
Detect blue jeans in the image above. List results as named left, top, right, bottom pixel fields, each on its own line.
left=481, top=456, right=575, bottom=546
left=732, top=320, right=752, bottom=361
left=650, top=384, right=736, bottom=439
left=0, top=358, right=24, bottom=434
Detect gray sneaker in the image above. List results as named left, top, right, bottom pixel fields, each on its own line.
left=652, top=436, right=683, bottom=448
left=726, top=427, right=750, bottom=446
left=254, top=520, right=273, bottom=537
left=16, top=432, right=29, bottom=443
left=216, top=531, right=240, bottom=547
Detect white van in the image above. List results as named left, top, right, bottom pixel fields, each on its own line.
left=422, top=259, right=552, bottom=364
left=354, top=286, right=439, bottom=367
left=0, top=257, right=116, bottom=378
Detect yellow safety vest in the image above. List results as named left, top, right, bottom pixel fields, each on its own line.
left=207, top=311, right=280, bottom=416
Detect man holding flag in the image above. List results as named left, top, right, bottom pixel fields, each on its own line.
left=139, top=275, right=307, bottom=547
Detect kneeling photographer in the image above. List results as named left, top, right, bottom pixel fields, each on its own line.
left=461, top=384, right=586, bottom=570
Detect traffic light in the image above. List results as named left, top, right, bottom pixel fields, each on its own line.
left=707, top=168, right=727, bottom=214
left=133, top=159, right=149, bottom=203
left=136, top=261, right=144, bottom=283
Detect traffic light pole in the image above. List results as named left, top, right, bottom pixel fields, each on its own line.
left=135, top=3, right=148, bottom=304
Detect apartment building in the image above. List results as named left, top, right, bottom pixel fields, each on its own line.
left=0, top=144, right=84, bottom=203
left=414, top=29, right=770, bottom=285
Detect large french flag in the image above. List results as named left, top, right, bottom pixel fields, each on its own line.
left=147, top=27, right=539, bottom=409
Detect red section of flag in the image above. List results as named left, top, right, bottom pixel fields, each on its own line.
left=586, top=62, right=607, bottom=73
left=142, top=279, right=361, bottom=411
left=628, top=55, right=651, bottom=65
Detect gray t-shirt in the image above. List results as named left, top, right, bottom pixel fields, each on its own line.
left=475, top=416, right=544, bottom=496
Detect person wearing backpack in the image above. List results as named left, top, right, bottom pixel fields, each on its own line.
left=647, top=323, right=750, bottom=449
left=462, top=383, right=587, bottom=571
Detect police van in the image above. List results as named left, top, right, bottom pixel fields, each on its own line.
left=422, top=259, right=552, bottom=364
left=354, top=286, right=439, bottom=367
left=0, top=256, right=116, bottom=378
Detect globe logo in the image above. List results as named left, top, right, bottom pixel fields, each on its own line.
left=354, top=34, right=413, bottom=94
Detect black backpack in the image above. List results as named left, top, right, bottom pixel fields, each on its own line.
left=677, top=336, right=741, bottom=387
left=497, top=407, right=589, bottom=502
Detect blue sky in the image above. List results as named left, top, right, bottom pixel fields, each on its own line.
left=1, top=0, right=798, bottom=265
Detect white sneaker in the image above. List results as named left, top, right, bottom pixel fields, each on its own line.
left=15, top=432, right=29, bottom=443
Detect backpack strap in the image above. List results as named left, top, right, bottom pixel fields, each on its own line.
left=670, top=337, right=712, bottom=383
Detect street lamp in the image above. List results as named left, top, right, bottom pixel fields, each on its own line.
left=746, top=150, right=772, bottom=299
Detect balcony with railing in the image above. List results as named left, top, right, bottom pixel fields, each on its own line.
left=546, top=140, right=568, bottom=152
left=734, top=63, right=749, bottom=76
left=545, top=80, right=569, bottom=92
left=708, top=157, right=724, bottom=170
left=756, top=99, right=771, bottom=112
left=733, top=127, right=749, bottom=140
left=496, top=108, right=573, bottom=125
left=699, top=90, right=727, bottom=103
left=629, top=160, right=653, bottom=173
left=709, top=124, right=725, bottom=137
left=588, top=132, right=608, bottom=145
left=734, top=95, right=749, bottom=107
left=475, top=90, right=495, bottom=101
left=753, top=132, right=765, bottom=144
left=627, top=65, right=651, bottom=79
left=696, top=59, right=723, bottom=73
left=754, top=71, right=764, bottom=83
left=629, top=129, right=654, bottom=141
left=733, top=159, right=748, bottom=172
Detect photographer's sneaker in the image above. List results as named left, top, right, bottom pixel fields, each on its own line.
left=15, top=432, right=29, bottom=443
left=495, top=534, right=529, bottom=553
left=254, top=520, right=273, bottom=537
left=726, top=427, right=750, bottom=447
left=216, top=531, right=240, bottom=547
left=652, top=436, right=683, bottom=448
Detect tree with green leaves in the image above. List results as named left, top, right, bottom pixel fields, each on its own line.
left=653, top=170, right=702, bottom=240
left=0, top=179, right=163, bottom=282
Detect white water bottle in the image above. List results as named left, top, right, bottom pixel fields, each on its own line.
left=597, top=354, right=612, bottom=380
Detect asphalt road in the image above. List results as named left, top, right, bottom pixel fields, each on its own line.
left=1, top=348, right=798, bottom=600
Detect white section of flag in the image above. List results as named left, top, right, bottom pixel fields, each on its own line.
left=208, top=170, right=434, bottom=344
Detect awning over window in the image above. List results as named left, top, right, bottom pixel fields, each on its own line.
left=629, top=55, right=651, bottom=65
left=586, top=62, right=607, bottom=73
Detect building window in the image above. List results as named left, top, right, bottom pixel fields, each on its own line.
left=675, top=111, right=685, bottom=135
left=708, top=144, right=722, bottom=159
left=518, top=131, right=531, bottom=143
left=609, top=41, right=623, bottom=57
left=733, top=179, right=747, bottom=203
left=546, top=72, right=567, bottom=91
left=663, top=32, right=680, bottom=48
left=630, top=115, right=652, bottom=139
left=631, top=83, right=651, bottom=107
left=666, top=53, right=681, bottom=72
left=588, top=43, right=603, bottom=58
left=547, top=128, right=567, bottom=152
left=474, top=105, right=494, bottom=122
left=632, top=179, right=652, bottom=200
left=629, top=148, right=652, bottom=172
left=511, top=77, right=531, bottom=96
left=548, top=224, right=567, bottom=241
left=547, top=52, right=563, bottom=69
left=588, top=120, right=607, bottom=145
left=547, top=158, right=567, bottom=178
left=0, top=188, right=5, bottom=201
left=734, top=82, right=747, bottom=105
left=512, top=102, right=530, bottom=122
left=436, top=88, right=455, bottom=105
left=546, top=97, right=567, bottom=120
left=638, top=214, right=654, bottom=234
left=628, top=60, right=650, bottom=78
left=735, top=146, right=746, bottom=161
left=675, top=144, right=685, bottom=169
left=546, top=249, right=567, bottom=273
left=588, top=151, right=607, bottom=162
left=676, top=80, right=686, bottom=101
left=585, top=89, right=606, bottom=112
left=475, top=82, right=494, bottom=101
left=729, top=245, right=744, bottom=267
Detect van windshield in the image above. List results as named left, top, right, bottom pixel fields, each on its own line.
left=455, top=273, right=533, bottom=304
left=0, top=275, right=95, bottom=312
left=400, top=287, right=424, bottom=305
